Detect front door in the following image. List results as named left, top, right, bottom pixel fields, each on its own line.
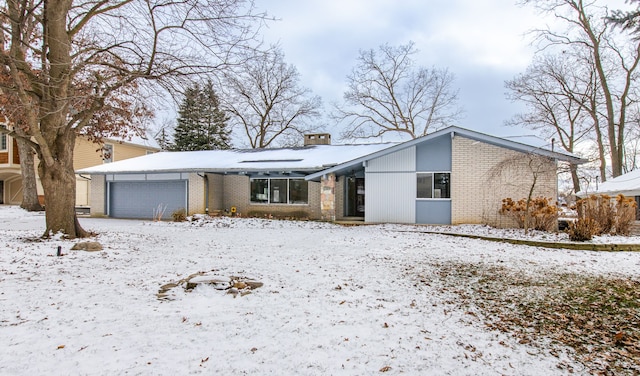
left=0, top=181, right=4, bottom=204
left=345, top=177, right=365, bottom=217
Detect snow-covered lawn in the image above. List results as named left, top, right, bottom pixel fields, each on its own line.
left=1, top=206, right=639, bottom=375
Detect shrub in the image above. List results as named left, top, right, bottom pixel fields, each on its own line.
left=572, top=194, right=638, bottom=239
left=171, top=208, right=187, bottom=222
left=567, top=218, right=599, bottom=241
left=576, top=195, right=614, bottom=235
left=614, top=194, right=637, bottom=236
left=500, top=197, right=559, bottom=232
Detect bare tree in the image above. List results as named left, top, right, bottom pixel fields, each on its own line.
left=523, top=0, right=640, bottom=178
left=491, top=153, right=558, bottom=234
left=0, top=0, right=268, bottom=238
left=0, top=71, right=43, bottom=211
left=334, top=41, right=462, bottom=141
left=506, top=52, right=595, bottom=193
left=221, top=48, right=322, bottom=148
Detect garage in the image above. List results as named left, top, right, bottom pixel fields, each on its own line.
left=108, top=180, right=187, bottom=219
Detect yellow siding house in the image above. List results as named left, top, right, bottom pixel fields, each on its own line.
left=0, top=125, right=159, bottom=208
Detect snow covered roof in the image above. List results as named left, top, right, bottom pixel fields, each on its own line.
left=305, top=126, right=587, bottom=181
left=76, top=143, right=397, bottom=174
left=582, top=169, right=640, bottom=197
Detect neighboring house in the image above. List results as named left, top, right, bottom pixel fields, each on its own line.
left=0, top=124, right=159, bottom=207
left=78, top=127, right=585, bottom=226
left=0, top=124, right=20, bottom=205
left=579, top=169, right=640, bottom=220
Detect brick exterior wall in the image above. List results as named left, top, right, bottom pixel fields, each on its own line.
left=451, top=136, right=558, bottom=227
left=221, top=175, right=249, bottom=214
left=89, top=175, right=106, bottom=217
left=217, top=175, right=321, bottom=219
left=207, top=173, right=224, bottom=213
left=188, top=173, right=206, bottom=215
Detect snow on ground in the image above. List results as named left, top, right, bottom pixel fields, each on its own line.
left=1, top=206, right=640, bottom=375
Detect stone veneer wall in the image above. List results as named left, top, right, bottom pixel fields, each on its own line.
left=320, top=174, right=336, bottom=221
left=218, top=175, right=321, bottom=220
left=335, top=177, right=346, bottom=220
left=451, top=136, right=558, bottom=228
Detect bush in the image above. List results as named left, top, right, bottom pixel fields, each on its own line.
left=576, top=195, right=614, bottom=235
left=171, top=208, right=187, bottom=222
left=614, top=194, right=637, bottom=236
left=573, top=194, right=638, bottom=238
left=567, top=218, right=599, bottom=241
left=500, top=197, right=559, bottom=232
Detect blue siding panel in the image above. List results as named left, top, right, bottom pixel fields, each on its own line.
left=416, top=135, right=452, bottom=171
left=416, top=200, right=451, bottom=224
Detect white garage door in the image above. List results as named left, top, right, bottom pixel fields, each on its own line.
left=108, top=180, right=187, bottom=219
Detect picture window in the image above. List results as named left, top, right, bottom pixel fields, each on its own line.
left=250, top=178, right=308, bottom=204
left=417, top=172, right=450, bottom=199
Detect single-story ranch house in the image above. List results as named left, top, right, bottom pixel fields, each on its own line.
left=77, top=126, right=585, bottom=226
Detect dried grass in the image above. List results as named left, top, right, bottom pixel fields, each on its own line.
left=435, top=262, right=640, bottom=375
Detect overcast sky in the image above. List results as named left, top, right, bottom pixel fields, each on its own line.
left=257, top=0, right=632, bottom=145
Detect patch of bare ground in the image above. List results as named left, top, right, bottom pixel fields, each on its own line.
left=434, top=262, right=640, bottom=375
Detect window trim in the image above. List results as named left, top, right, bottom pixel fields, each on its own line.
left=250, top=177, right=309, bottom=205
left=416, top=171, right=451, bottom=200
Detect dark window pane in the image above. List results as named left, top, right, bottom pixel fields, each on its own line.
left=0, top=125, right=6, bottom=150
left=250, top=179, right=269, bottom=203
left=289, top=179, right=308, bottom=204
left=417, top=173, right=433, bottom=198
left=434, top=173, right=450, bottom=198
left=270, top=179, right=287, bottom=204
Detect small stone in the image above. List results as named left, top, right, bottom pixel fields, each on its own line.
left=70, top=242, right=103, bottom=252
left=245, top=281, right=264, bottom=289
left=160, top=283, right=179, bottom=290
left=186, top=275, right=231, bottom=290
left=189, top=275, right=230, bottom=284
left=234, top=281, right=247, bottom=289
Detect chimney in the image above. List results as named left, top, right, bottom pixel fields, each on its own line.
left=304, top=133, right=331, bottom=146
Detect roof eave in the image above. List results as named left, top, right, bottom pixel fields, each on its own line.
left=305, top=126, right=588, bottom=181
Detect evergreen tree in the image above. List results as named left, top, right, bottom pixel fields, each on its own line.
left=172, top=81, right=232, bottom=151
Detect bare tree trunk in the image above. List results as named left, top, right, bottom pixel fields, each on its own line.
left=37, top=127, right=88, bottom=238
left=16, top=137, right=44, bottom=211
left=570, top=163, right=581, bottom=194
left=524, top=170, right=538, bottom=236
left=593, top=119, right=607, bottom=182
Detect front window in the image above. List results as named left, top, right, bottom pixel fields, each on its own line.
left=417, top=172, right=450, bottom=199
left=269, top=179, right=287, bottom=203
left=250, top=178, right=308, bottom=204
left=0, top=124, right=7, bottom=151
left=250, top=179, right=269, bottom=203
left=289, top=179, right=309, bottom=204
